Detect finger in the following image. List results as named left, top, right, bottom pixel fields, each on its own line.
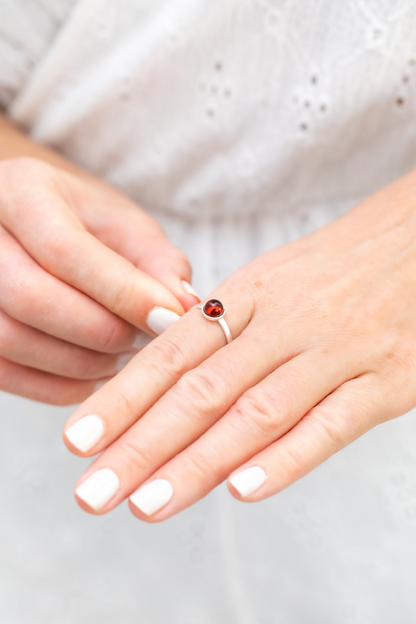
left=0, top=355, right=98, bottom=405
left=70, top=342, right=342, bottom=517
left=93, top=208, right=200, bottom=310
left=55, top=164, right=200, bottom=310
left=0, top=225, right=141, bottom=353
left=0, top=161, right=186, bottom=333
left=135, top=238, right=200, bottom=312
left=227, top=373, right=384, bottom=503
left=70, top=331, right=280, bottom=511
left=63, top=286, right=254, bottom=458
left=0, top=307, right=139, bottom=379
left=126, top=350, right=347, bottom=521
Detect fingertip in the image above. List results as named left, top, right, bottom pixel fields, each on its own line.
left=181, top=280, right=201, bottom=302
left=228, top=466, right=267, bottom=500
left=74, top=493, right=102, bottom=515
left=179, top=280, right=200, bottom=310
left=128, top=499, right=171, bottom=523
left=74, top=468, right=120, bottom=514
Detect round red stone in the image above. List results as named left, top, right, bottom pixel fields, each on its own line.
left=203, top=299, right=224, bottom=318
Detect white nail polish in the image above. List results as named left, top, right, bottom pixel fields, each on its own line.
left=181, top=280, right=200, bottom=301
left=115, top=351, right=135, bottom=372
left=129, top=479, right=173, bottom=516
left=65, top=414, right=104, bottom=453
left=146, top=308, right=180, bottom=335
left=131, top=331, right=153, bottom=350
left=75, top=469, right=119, bottom=511
left=229, top=466, right=266, bottom=498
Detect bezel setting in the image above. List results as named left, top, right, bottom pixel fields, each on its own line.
left=202, top=299, right=226, bottom=321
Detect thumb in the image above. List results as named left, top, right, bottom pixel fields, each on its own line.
left=0, top=160, right=192, bottom=334
left=72, top=175, right=201, bottom=311
left=129, top=232, right=201, bottom=311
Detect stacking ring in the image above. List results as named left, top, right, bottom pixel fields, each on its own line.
left=196, top=299, right=232, bottom=344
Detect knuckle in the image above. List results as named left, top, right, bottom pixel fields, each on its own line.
left=306, top=405, right=348, bottom=448
left=115, top=435, right=156, bottom=476
left=73, top=352, right=103, bottom=380
left=277, top=445, right=307, bottom=483
left=183, top=450, right=218, bottom=487
left=149, top=338, right=187, bottom=380
left=235, top=390, right=286, bottom=437
left=175, top=367, right=230, bottom=415
left=39, top=229, right=75, bottom=269
left=95, top=317, right=125, bottom=352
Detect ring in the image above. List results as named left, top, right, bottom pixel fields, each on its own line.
left=196, top=299, right=232, bottom=344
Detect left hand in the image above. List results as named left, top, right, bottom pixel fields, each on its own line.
left=63, top=167, right=416, bottom=521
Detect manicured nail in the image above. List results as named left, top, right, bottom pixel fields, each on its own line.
left=65, top=414, right=104, bottom=453
left=115, top=351, right=135, bottom=372
left=181, top=280, right=200, bottom=301
left=229, top=466, right=266, bottom=498
left=131, top=331, right=153, bottom=350
left=75, top=469, right=119, bottom=511
left=146, top=308, right=180, bottom=335
left=129, top=479, right=173, bottom=516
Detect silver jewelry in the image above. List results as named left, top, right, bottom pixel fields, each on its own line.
left=196, top=299, right=232, bottom=344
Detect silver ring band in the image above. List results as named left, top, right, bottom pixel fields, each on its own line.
left=196, top=300, right=232, bottom=344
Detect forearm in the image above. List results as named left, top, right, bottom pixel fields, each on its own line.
left=0, top=112, right=97, bottom=182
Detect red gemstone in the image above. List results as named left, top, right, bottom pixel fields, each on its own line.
left=203, top=299, right=224, bottom=318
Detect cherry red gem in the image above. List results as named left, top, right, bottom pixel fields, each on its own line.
left=203, top=299, right=224, bottom=318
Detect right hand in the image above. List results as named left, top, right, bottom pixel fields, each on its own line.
left=0, top=157, right=199, bottom=405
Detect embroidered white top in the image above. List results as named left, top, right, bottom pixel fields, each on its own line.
left=1, top=1, right=416, bottom=622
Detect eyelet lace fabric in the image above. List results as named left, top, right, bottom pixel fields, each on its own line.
left=1, top=1, right=416, bottom=622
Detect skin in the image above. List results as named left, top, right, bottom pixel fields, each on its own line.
left=0, top=114, right=198, bottom=405
left=64, top=164, right=416, bottom=520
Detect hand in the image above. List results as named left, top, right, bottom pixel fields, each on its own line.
left=64, top=167, right=416, bottom=519
left=0, top=157, right=199, bottom=405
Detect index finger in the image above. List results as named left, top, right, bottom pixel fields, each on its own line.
left=63, top=290, right=252, bottom=456
left=0, top=162, right=185, bottom=333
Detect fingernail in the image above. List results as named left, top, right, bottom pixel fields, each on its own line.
left=115, top=351, right=135, bottom=372
left=129, top=478, right=173, bottom=516
left=229, top=466, right=266, bottom=498
left=131, top=331, right=153, bottom=350
left=65, top=414, right=104, bottom=453
left=181, top=280, right=200, bottom=301
left=146, top=308, right=180, bottom=335
left=75, top=469, right=119, bottom=511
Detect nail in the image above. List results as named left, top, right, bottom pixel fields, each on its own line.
left=75, top=469, right=119, bottom=511
left=131, top=331, right=153, bottom=350
left=146, top=308, right=180, bottom=336
left=229, top=466, right=266, bottom=498
left=115, top=351, right=135, bottom=372
left=65, top=414, right=104, bottom=453
left=181, top=280, right=201, bottom=301
left=129, top=479, right=173, bottom=516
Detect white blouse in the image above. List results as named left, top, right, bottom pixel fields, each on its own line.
left=1, top=1, right=416, bottom=622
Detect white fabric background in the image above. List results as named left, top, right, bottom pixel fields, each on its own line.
left=1, top=1, right=416, bottom=622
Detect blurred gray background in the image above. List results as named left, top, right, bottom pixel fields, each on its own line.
left=3, top=390, right=416, bottom=624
